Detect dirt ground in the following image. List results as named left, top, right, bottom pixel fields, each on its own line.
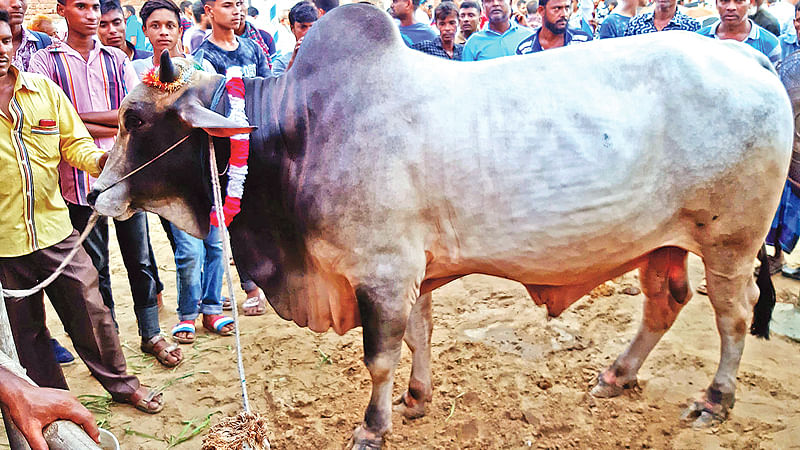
left=3, top=215, right=800, bottom=449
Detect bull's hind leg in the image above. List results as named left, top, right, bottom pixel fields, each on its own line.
left=349, top=279, right=415, bottom=449
left=393, top=292, right=433, bottom=419
left=593, top=247, right=691, bottom=398
left=680, top=252, right=760, bottom=428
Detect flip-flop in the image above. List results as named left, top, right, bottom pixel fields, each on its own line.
left=128, top=388, right=164, bottom=415
left=141, top=335, right=183, bottom=367
left=222, top=297, right=233, bottom=311
left=242, top=292, right=267, bottom=316
left=203, top=315, right=235, bottom=336
left=171, top=320, right=196, bottom=344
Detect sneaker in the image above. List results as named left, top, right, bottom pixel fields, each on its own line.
left=50, top=339, right=75, bottom=365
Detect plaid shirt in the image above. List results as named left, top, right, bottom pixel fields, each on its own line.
left=242, top=22, right=273, bottom=68
left=624, top=9, right=700, bottom=36
left=411, top=37, right=464, bottom=60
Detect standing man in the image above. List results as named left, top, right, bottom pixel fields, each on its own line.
left=183, top=0, right=211, bottom=53
left=194, top=0, right=271, bottom=78
left=0, top=0, right=52, bottom=71
left=780, top=3, right=800, bottom=58
left=29, top=0, right=181, bottom=368
left=392, top=0, right=438, bottom=45
left=97, top=0, right=152, bottom=61
left=526, top=1, right=542, bottom=28
left=516, top=0, right=592, bottom=53
left=462, top=0, right=534, bottom=60
left=598, top=0, right=645, bottom=38
left=751, top=0, right=781, bottom=36
left=412, top=2, right=464, bottom=60
left=697, top=0, right=781, bottom=64
left=624, top=0, right=700, bottom=35
left=272, top=1, right=318, bottom=75
left=313, top=0, right=339, bottom=16
left=234, top=0, right=275, bottom=68
left=123, top=4, right=148, bottom=50
left=456, top=0, right=482, bottom=44
left=0, top=9, right=164, bottom=413
left=179, top=0, right=194, bottom=33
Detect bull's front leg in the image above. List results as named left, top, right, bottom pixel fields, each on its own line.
left=349, top=282, right=414, bottom=449
left=393, top=292, right=433, bottom=419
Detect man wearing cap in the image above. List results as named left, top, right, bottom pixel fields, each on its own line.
left=462, top=0, right=534, bottom=60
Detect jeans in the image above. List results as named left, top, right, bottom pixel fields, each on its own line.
left=68, top=205, right=161, bottom=339
left=170, top=223, right=224, bottom=320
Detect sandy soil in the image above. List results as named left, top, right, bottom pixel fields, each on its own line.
left=3, top=215, right=800, bottom=449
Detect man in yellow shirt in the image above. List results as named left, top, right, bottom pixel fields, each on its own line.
left=0, top=10, right=163, bottom=414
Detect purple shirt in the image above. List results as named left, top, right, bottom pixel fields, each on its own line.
left=29, top=39, right=139, bottom=205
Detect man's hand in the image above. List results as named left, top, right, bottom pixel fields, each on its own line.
left=0, top=369, right=99, bottom=450
left=513, top=11, right=529, bottom=27
left=98, top=152, right=109, bottom=171
left=286, top=36, right=305, bottom=72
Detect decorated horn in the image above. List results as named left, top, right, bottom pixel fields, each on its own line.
left=158, top=49, right=178, bottom=83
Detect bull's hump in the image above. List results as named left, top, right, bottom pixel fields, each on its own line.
left=297, top=4, right=401, bottom=64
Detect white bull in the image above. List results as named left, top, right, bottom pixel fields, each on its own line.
left=90, top=5, right=792, bottom=448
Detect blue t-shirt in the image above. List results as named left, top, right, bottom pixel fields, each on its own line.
left=781, top=32, right=800, bottom=60
left=194, top=36, right=272, bottom=78
left=400, top=22, right=438, bottom=45
left=125, top=15, right=149, bottom=51
left=696, top=19, right=781, bottom=65
left=598, top=12, right=632, bottom=39
left=462, top=21, right=534, bottom=61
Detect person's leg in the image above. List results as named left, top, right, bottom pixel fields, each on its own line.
left=40, top=233, right=141, bottom=400
left=0, top=254, right=68, bottom=390
left=200, top=225, right=234, bottom=334
left=169, top=222, right=203, bottom=341
left=113, top=212, right=160, bottom=340
left=67, top=204, right=113, bottom=315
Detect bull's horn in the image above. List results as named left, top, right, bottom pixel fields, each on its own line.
left=158, top=49, right=178, bottom=84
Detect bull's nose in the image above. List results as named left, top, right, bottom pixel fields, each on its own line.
left=87, top=189, right=99, bottom=206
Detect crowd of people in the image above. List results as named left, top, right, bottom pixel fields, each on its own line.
left=0, top=0, right=799, bottom=445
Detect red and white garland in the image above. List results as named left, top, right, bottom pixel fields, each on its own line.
left=210, top=67, right=250, bottom=227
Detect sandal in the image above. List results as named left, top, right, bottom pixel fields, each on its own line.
left=171, top=320, right=196, bottom=344
left=141, top=335, right=183, bottom=368
left=222, top=297, right=233, bottom=311
left=203, top=314, right=235, bottom=336
left=127, top=387, right=164, bottom=414
left=243, top=292, right=267, bottom=316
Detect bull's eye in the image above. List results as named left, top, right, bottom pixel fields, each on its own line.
left=125, top=115, right=143, bottom=131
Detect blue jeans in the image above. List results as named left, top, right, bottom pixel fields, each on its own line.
left=68, top=205, right=161, bottom=339
left=170, top=223, right=224, bottom=321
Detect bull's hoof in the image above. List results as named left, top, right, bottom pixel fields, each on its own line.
left=680, top=388, right=734, bottom=429
left=392, top=390, right=426, bottom=419
left=590, top=372, right=638, bottom=398
left=348, top=426, right=384, bottom=450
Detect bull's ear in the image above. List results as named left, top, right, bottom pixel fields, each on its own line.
left=178, top=101, right=256, bottom=138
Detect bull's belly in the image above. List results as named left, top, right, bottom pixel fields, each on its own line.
left=422, top=219, right=690, bottom=287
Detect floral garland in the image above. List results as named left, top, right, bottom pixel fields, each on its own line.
left=142, top=63, right=196, bottom=93
left=210, top=67, right=250, bottom=227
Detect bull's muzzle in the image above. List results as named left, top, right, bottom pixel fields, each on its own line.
left=86, top=188, right=100, bottom=207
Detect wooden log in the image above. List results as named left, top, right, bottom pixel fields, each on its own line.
left=0, top=286, right=102, bottom=450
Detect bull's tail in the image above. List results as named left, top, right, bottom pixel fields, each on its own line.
left=751, top=244, right=775, bottom=339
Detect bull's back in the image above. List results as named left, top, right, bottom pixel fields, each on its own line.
left=400, top=33, right=791, bottom=281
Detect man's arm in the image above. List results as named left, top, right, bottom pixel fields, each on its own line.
left=0, top=368, right=99, bottom=450
left=84, top=123, right=119, bottom=139
left=79, top=110, right=119, bottom=127
left=51, top=84, right=106, bottom=177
